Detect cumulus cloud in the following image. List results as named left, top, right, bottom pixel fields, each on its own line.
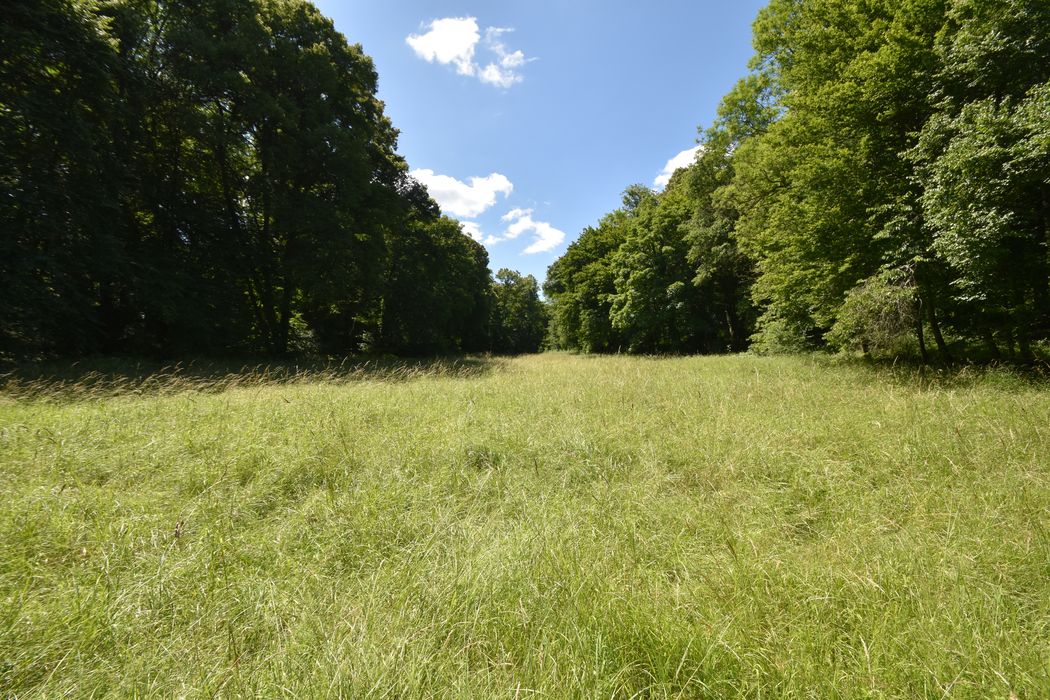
left=406, top=17, right=480, bottom=76
left=459, top=221, right=483, bottom=242
left=407, top=18, right=529, bottom=87
left=478, top=28, right=526, bottom=88
left=501, top=208, right=532, bottom=222
left=410, top=169, right=513, bottom=219
left=654, top=145, right=701, bottom=188
left=483, top=208, right=565, bottom=255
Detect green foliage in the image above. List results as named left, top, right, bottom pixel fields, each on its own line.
left=2, top=0, right=498, bottom=359
left=731, top=0, right=945, bottom=345
left=544, top=214, right=631, bottom=352
left=827, top=269, right=921, bottom=358
left=747, top=313, right=820, bottom=355
left=378, top=216, right=493, bottom=355
left=544, top=52, right=776, bottom=357
left=546, top=169, right=758, bottom=356
left=696, top=0, right=1048, bottom=363
left=912, top=59, right=1050, bottom=359
left=490, top=269, right=547, bottom=354
left=543, top=0, right=1047, bottom=364
left=609, top=179, right=713, bottom=353
left=684, top=124, right=765, bottom=353
left=10, top=0, right=1049, bottom=365
left=0, top=0, right=122, bottom=356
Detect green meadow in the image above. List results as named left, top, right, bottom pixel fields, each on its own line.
left=1, top=354, right=1047, bottom=698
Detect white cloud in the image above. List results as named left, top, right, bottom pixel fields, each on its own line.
left=407, top=18, right=529, bottom=87
left=409, top=169, right=513, bottom=219
left=459, top=221, right=483, bottom=242
left=485, top=208, right=565, bottom=255
left=406, top=17, right=480, bottom=76
left=654, top=145, right=701, bottom=188
left=502, top=207, right=532, bottom=222
left=478, top=28, right=527, bottom=88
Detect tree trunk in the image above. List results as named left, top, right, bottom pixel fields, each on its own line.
left=724, top=273, right=746, bottom=353
left=725, top=308, right=740, bottom=352
left=274, top=233, right=297, bottom=357
left=213, top=100, right=277, bottom=353
left=982, top=328, right=1001, bottom=361
left=1017, top=331, right=1034, bottom=363
left=1012, top=281, right=1036, bottom=363
left=914, top=310, right=929, bottom=365
left=276, top=283, right=292, bottom=356
left=98, top=282, right=120, bottom=353
left=1036, top=184, right=1050, bottom=332
left=1016, top=315, right=1035, bottom=363
left=927, top=302, right=952, bottom=365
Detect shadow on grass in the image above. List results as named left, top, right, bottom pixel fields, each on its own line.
left=0, top=355, right=508, bottom=401
left=816, top=353, right=1050, bottom=392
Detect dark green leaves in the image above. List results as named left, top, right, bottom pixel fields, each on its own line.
left=2, top=0, right=503, bottom=359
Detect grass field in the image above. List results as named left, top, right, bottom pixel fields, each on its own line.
left=1, top=354, right=1048, bottom=698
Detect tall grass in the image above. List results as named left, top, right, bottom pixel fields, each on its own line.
left=1, top=354, right=1047, bottom=697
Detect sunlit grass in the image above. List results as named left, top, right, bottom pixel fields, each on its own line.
left=1, top=354, right=1047, bottom=698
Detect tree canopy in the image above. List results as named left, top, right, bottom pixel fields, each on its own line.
left=7, top=0, right=1047, bottom=363
left=546, top=0, right=1049, bottom=363
left=1, top=0, right=545, bottom=359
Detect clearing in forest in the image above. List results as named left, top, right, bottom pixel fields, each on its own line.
left=1, top=354, right=1047, bottom=697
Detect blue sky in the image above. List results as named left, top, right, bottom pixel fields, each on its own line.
left=312, top=0, right=767, bottom=283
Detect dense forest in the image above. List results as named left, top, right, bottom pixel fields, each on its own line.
left=546, top=0, right=1050, bottom=362
left=2, top=0, right=546, bottom=359
left=5, top=0, right=1049, bottom=364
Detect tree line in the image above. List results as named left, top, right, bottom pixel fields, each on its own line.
left=546, top=0, right=1049, bottom=362
left=2, top=0, right=546, bottom=359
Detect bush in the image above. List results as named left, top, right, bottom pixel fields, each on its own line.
left=827, top=270, right=919, bottom=359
